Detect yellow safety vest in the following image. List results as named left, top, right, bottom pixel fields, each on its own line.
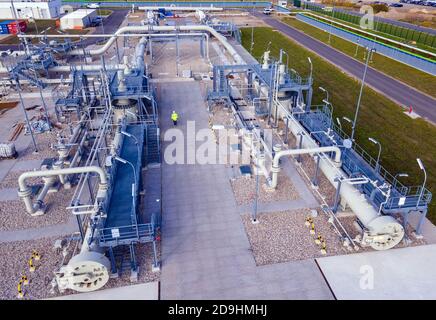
left=171, top=112, right=178, bottom=121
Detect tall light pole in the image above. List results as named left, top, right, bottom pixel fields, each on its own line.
left=416, top=158, right=427, bottom=209
left=252, top=147, right=261, bottom=225
left=114, top=155, right=138, bottom=228
left=393, top=173, right=408, bottom=189
left=350, top=47, right=375, bottom=142
left=319, top=86, right=329, bottom=103
left=328, top=0, right=335, bottom=44
left=336, top=117, right=342, bottom=131
left=121, top=130, right=141, bottom=164
left=368, top=137, right=382, bottom=172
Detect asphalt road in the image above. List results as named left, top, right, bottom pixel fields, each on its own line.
left=306, top=2, right=436, bottom=35
left=0, top=9, right=129, bottom=51
left=254, top=12, right=436, bottom=123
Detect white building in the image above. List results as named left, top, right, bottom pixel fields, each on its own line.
left=0, top=0, right=62, bottom=19
left=60, top=9, right=96, bottom=30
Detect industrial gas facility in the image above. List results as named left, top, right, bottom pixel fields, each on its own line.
left=0, top=0, right=435, bottom=301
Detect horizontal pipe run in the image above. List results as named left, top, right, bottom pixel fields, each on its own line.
left=17, top=26, right=242, bottom=63
left=270, top=146, right=341, bottom=189
left=18, top=166, right=108, bottom=215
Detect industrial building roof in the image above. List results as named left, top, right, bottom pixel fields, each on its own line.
left=60, top=9, right=96, bottom=19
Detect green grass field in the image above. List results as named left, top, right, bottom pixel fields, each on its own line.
left=301, top=10, right=436, bottom=54
left=282, top=17, right=436, bottom=98
left=241, top=27, right=436, bottom=223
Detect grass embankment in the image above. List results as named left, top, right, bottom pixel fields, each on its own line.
left=96, top=9, right=113, bottom=16
left=282, top=17, right=436, bottom=98
left=0, top=20, right=88, bottom=45
left=301, top=10, right=436, bottom=54
left=241, top=27, right=436, bottom=223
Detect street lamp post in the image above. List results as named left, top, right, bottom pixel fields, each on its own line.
left=416, top=158, right=427, bottom=209
left=351, top=47, right=375, bottom=142
left=121, top=130, right=141, bottom=165
left=368, top=137, right=382, bottom=172
left=113, top=155, right=138, bottom=233
left=342, top=116, right=354, bottom=138
left=319, top=86, right=329, bottom=103
left=328, top=0, right=336, bottom=44
left=336, top=117, right=342, bottom=131
left=393, top=173, right=408, bottom=189
left=307, top=57, right=313, bottom=84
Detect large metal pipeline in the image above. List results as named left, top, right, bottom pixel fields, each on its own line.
left=0, top=32, right=212, bottom=74
left=270, top=145, right=341, bottom=189
left=17, top=166, right=108, bottom=216
left=278, top=109, right=405, bottom=250
left=62, top=26, right=242, bottom=63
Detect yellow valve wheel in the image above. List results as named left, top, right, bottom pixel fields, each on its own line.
left=21, top=275, right=29, bottom=285
left=17, top=280, right=24, bottom=299
left=32, top=250, right=41, bottom=261
left=29, top=258, right=35, bottom=272
left=310, top=222, right=315, bottom=235
left=305, top=217, right=313, bottom=227
left=321, top=240, right=327, bottom=255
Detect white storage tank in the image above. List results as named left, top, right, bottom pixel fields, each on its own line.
left=60, top=9, right=96, bottom=30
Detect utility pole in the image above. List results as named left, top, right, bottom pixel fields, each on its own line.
left=351, top=47, right=374, bottom=141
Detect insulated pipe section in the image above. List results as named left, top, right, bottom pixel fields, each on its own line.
left=270, top=146, right=341, bottom=189
left=18, top=166, right=108, bottom=216
left=66, top=26, right=242, bottom=64
left=135, top=37, right=147, bottom=69
left=0, top=64, right=127, bottom=74
left=282, top=113, right=404, bottom=250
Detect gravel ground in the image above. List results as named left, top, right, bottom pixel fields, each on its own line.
left=210, top=108, right=234, bottom=128
left=295, top=154, right=337, bottom=206
left=277, top=120, right=297, bottom=147
left=0, top=236, right=67, bottom=300
left=0, top=170, right=42, bottom=189
left=242, top=209, right=348, bottom=266
left=19, top=132, right=58, bottom=161
left=0, top=236, right=160, bottom=299
left=230, top=175, right=300, bottom=206
left=0, top=189, right=74, bottom=231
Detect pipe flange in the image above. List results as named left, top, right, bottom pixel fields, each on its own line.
left=271, top=165, right=280, bottom=174
left=17, top=188, right=32, bottom=199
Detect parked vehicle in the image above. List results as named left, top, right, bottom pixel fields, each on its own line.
left=263, top=8, right=274, bottom=15
left=86, top=3, right=100, bottom=9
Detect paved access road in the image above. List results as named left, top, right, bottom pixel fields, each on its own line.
left=254, top=12, right=436, bottom=123
left=0, top=9, right=129, bottom=51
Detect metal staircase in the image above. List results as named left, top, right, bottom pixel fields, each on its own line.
left=145, top=124, right=160, bottom=166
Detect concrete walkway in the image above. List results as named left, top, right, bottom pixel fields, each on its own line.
left=48, top=282, right=159, bottom=300
left=317, top=244, right=436, bottom=300
left=158, top=81, right=333, bottom=299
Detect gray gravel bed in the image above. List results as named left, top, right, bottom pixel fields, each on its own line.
left=19, top=132, right=58, bottom=161
left=103, top=242, right=161, bottom=290
left=0, top=236, right=66, bottom=300
left=0, top=189, right=74, bottom=231
left=0, top=170, right=42, bottom=189
left=242, top=209, right=348, bottom=266
left=295, top=154, right=337, bottom=206
left=230, top=175, right=300, bottom=206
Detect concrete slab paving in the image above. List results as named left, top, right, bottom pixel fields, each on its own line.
left=317, top=244, right=436, bottom=300
left=158, top=80, right=333, bottom=300
left=47, top=282, right=159, bottom=300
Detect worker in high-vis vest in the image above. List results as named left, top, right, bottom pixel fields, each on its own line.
left=171, top=110, right=179, bottom=126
